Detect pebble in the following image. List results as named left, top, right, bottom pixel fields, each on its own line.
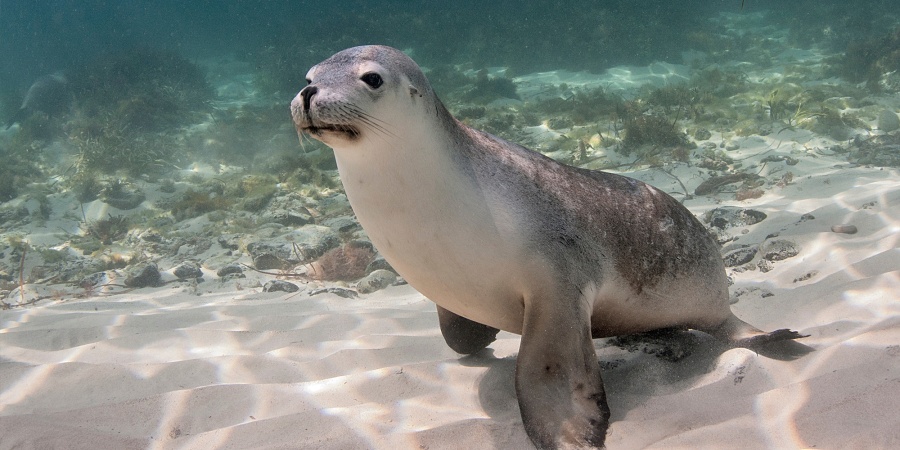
left=124, top=262, right=161, bottom=288
left=309, top=287, right=358, bottom=299
left=722, top=246, right=758, bottom=267
left=704, top=207, right=768, bottom=230
left=216, top=263, right=244, bottom=277
left=263, top=280, right=300, bottom=293
left=173, top=261, right=203, bottom=279
left=356, top=269, right=398, bottom=294
left=759, top=239, right=800, bottom=261
left=877, top=109, right=900, bottom=132
left=830, top=224, right=857, bottom=234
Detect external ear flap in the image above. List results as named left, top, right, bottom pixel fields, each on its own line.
left=409, top=85, right=423, bottom=97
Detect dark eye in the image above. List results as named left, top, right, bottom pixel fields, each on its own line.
left=305, top=78, right=311, bottom=85
left=361, top=72, right=383, bottom=89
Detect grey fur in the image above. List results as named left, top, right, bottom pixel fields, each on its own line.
left=292, top=45, right=808, bottom=449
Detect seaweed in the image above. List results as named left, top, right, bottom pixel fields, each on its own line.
left=167, top=188, right=232, bottom=221
left=833, top=27, right=900, bottom=90
left=308, top=243, right=375, bottom=281
left=460, top=69, right=519, bottom=103
left=622, top=114, right=690, bottom=151
left=83, top=214, right=130, bottom=245
left=68, top=47, right=212, bottom=132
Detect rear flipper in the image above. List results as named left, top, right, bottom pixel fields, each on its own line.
left=437, top=305, right=500, bottom=355
left=707, top=314, right=812, bottom=360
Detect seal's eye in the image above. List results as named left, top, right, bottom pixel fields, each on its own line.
left=305, top=78, right=311, bottom=85
left=361, top=73, right=383, bottom=89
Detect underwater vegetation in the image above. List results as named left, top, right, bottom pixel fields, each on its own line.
left=308, top=242, right=375, bottom=282
left=460, top=70, right=519, bottom=103
left=53, top=47, right=213, bottom=177
left=265, top=150, right=339, bottom=191
left=166, top=188, right=233, bottom=221
left=68, top=47, right=212, bottom=132
left=193, top=103, right=295, bottom=166
left=83, top=214, right=130, bottom=245
left=833, top=27, right=900, bottom=91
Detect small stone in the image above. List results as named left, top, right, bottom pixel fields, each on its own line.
left=793, top=271, right=818, bottom=283
left=263, top=280, right=300, bottom=293
left=125, top=262, right=161, bottom=287
left=704, top=207, right=768, bottom=230
left=365, top=256, right=394, bottom=274
left=252, top=253, right=284, bottom=271
left=216, top=263, right=243, bottom=277
left=757, top=259, right=773, bottom=272
left=173, top=261, right=203, bottom=279
left=309, top=287, right=358, bottom=298
left=723, top=246, right=757, bottom=267
left=79, top=271, right=111, bottom=288
left=356, top=269, right=398, bottom=294
left=759, top=239, right=800, bottom=261
left=831, top=224, right=858, bottom=234
left=100, top=183, right=146, bottom=210
left=694, top=128, right=712, bottom=140
left=877, top=109, right=900, bottom=132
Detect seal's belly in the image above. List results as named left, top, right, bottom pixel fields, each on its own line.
left=369, top=212, right=537, bottom=334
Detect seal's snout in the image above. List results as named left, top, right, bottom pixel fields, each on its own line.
left=300, top=85, right=317, bottom=112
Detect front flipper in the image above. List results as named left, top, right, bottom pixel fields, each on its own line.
left=437, top=305, right=500, bottom=354
left=516, top=294, right=610, bottom=449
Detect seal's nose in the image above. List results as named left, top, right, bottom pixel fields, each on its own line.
left=300, top=85, right=317, bottom=112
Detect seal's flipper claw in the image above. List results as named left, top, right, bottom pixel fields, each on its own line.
left=516, top=294, right=609, bottom=449
left=437, top=305, right=499, bottom=355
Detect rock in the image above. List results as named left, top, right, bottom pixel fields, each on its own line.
left=365, top=256, right=394, bottom=274
left=100, top=182, right=146, bottom=210
left=216, top=263, right=243, bottom=277
left=877, top=109, right=900, bottom=132
left=0, top=206, right=29, bottom=224
left=124, top=261, right=161, bottom=287
left=79, top=271, right=111, bottom=288
left=139, top=230, right=163, bottom=243
left=357, top=269, right=398, bottom=294
left=263, top=210, right=312, bottom=227
left=703, top=207, right=767, bottom=230
left=757, top=259, right=773, bottom=272
left=322, top=215, right=360, bottom=234
left=759, top=239, right=800, bottom=261
left=263, top=280, right=300, bottom=293
left=217, top=234, right=241, bottom=250
left=831, top=224, right=858, bottom=234
left=722, top=246, right=757, bottom=267
left=288, top=225, right=341, bottom=258
left=694, top=128, right=712, bottom=140
left=252, top=252, right=284, bottom=270
left=309, top=287, right=358, bottom=298
left=262, top=196, right=313, bottom=226
left=246, top=225, right=340, bottom=269
left=173, top=261, right=203, bottom=279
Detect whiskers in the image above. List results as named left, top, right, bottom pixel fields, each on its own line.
left=294, top=99, right=396, bottom=145
left=340, top=104, right=397, bottom=140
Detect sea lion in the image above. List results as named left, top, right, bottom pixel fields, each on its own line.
left=5, top=73, right=70, bottom=129
left=291, top=45, right=807, bottom=449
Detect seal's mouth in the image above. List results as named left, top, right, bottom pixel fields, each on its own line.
left=300, top=122, right=360, bottom=140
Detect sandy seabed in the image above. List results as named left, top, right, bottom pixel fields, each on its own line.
left=2, top=147, right=899, bottom=449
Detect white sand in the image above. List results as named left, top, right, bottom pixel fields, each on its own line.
left=2, top=144, right=899, bottom=449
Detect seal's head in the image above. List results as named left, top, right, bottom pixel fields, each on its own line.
left=291, top=45, right=439, bottom=147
